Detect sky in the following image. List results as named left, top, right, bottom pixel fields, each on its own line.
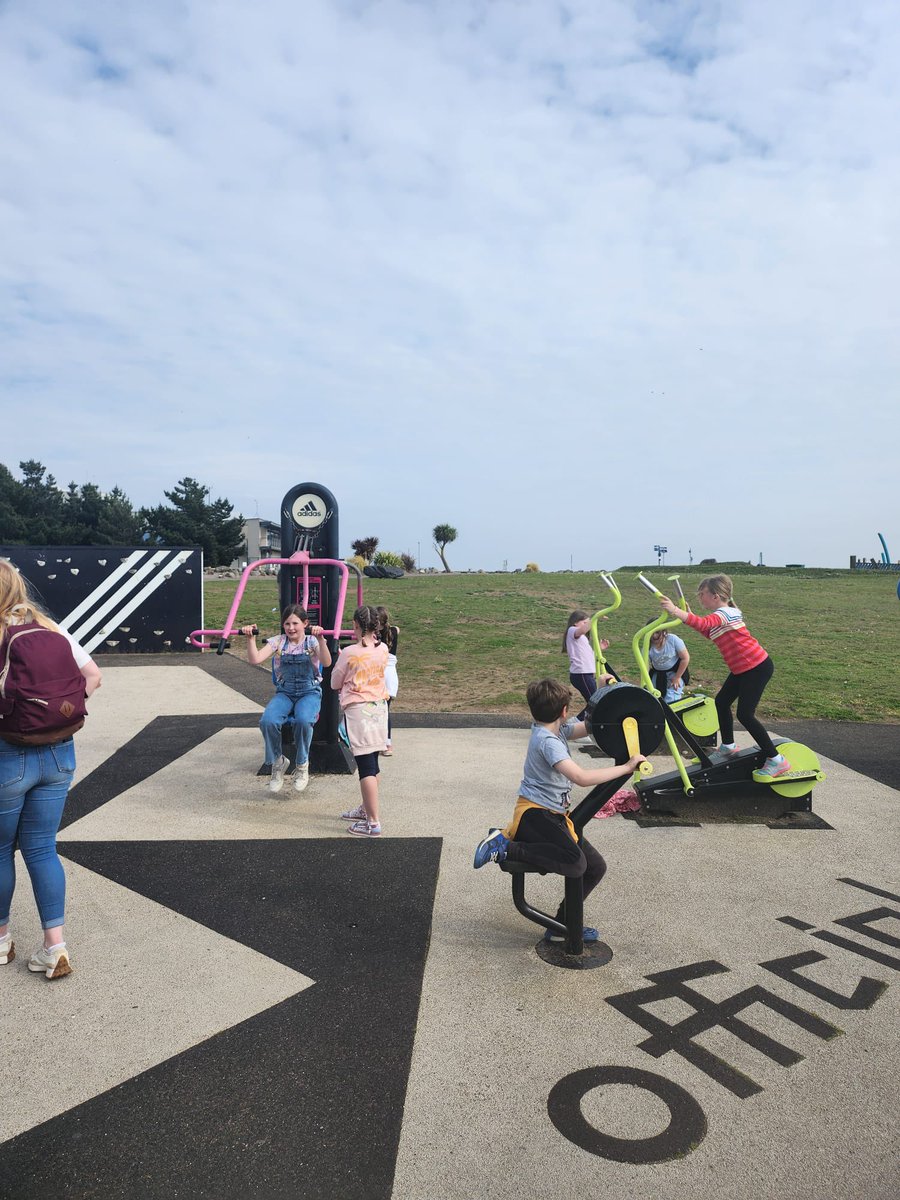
left=1, top=0, right=898, bottom=572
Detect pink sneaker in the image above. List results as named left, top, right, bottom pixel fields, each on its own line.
left=753, top=757, right=791, bottom=782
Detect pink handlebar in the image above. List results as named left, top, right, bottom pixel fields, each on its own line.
left=189, top=552, right=363, bottom=651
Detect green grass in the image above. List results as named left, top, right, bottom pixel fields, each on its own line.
left=204, top=564, right=900, bottom=722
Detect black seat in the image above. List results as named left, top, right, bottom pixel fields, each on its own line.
left=495, top=776, right=627, bottom=956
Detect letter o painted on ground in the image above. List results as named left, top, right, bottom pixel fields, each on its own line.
left=547, top=1065, right=707, bottom=1164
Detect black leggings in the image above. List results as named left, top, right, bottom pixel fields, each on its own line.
left=355, top=752, right=380, bottom=779
left=715, top=656, right=777, bottom=757
left=569, top=672, right=598, bottom=719
left=506, top=806, right=607, bottom=921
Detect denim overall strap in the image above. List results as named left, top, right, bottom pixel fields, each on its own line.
left=273, top=638, right=319, bottom=696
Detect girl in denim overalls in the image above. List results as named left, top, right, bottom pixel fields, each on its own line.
left=242, top=605, right=332, bottom=794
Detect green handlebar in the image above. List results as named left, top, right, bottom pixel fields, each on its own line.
left=589, top=572, right=621, bottom=677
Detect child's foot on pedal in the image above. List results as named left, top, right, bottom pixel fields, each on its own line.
left=753, top=755, right=791, bottom=781
left=707, top=744, right=739, bottom=764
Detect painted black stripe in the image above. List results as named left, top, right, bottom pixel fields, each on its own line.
left=838, top=877, right=900, bottom=904
left=62, top=714, right=261, bottom=830
left=1, top=837, right=442, bottom=1200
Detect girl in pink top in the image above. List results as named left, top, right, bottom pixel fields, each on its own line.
left=563, top=610, right=612, bottom=720
left=330, top=605, right=389, bottom=836
left=659, top=574, right=790, bottom=781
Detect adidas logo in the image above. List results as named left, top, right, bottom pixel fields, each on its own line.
left=298, top=501, right=321, bottom=517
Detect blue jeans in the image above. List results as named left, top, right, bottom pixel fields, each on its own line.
left=260, top=689, right=321, bottom=766
left=0, top=738, right=76, bottom=929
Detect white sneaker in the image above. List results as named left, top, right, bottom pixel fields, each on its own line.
left=341, top=803, right=367, bottom=821
left=28, top=943, right=72, bottom=979
left=293, top=761, right=310, bottom=792
left=268, top=755, right=289, bottom=794
left=0, top=932, right=14, bottom=965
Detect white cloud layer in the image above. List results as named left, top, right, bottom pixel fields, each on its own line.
left=1, top=0, right=898, bottom=569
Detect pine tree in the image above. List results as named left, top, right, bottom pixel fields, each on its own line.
left=141, top=477, right=244, bottom=566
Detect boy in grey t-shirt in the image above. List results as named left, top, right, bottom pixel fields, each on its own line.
left=473, top=679, right=645, bottom=942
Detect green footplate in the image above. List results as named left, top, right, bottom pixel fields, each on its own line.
left=766, top=741, right=826, bottom=799
left=671, top=693, right=719, bottom=737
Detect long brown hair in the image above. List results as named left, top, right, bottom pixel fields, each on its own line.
left=353, top=604, right=380, bottom=646
left=375, top=605, right=397, bottom=653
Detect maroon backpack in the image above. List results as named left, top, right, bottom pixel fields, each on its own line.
left=0, top=621, right=88, bottom=745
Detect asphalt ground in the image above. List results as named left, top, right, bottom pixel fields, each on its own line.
left=1, top=655, right=897, bottom=1199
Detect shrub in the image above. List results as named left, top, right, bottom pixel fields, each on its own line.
left=525, top=562, right=540, bottom=572
left=373, top=550, right=404, bottom=568
left=346, top=555, right=367, bottom=572
left=351, top=537, right=378, bottom=562
left=400, top=553, right=416, bottom=572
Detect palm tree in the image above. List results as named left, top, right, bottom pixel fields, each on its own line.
left=432, top=524, right=457, bottom=572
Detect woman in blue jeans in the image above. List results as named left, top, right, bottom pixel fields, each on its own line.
left=241, top=605, right=332, bottom=794
left=0, top=560, right=102, bottom=980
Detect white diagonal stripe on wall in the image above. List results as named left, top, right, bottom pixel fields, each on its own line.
left=58, top=551, right=150, bottom=631
left=69, top=551, right=175, bottom=648
left=79, top=551, right=194, bottom=653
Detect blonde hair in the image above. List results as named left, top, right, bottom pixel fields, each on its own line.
left=0, top=560, right=58, bottom=631
left=698, top=574, right=733, bottom=604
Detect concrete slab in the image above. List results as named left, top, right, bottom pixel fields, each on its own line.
left=3, top=659, right=897, bottom=1199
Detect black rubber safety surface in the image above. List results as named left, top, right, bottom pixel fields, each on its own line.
left=770, top=718, right=899, bottom=794
left=1, top=837, right=441, bottom=1200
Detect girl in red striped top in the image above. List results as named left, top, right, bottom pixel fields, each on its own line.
left=659, top=574, right=790, bottom=780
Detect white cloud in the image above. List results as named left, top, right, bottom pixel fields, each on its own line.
left=1, top=0, right=898, bottom=568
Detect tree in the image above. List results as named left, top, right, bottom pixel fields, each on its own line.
left=0, top=462, right=142, bottom=546
left=141, top=477, right=244, bottom=566
left=16, top=460, right=66, bottom=543
left=432, top=523, right=457, bottom=573
left=351, top=536, right=379, bottom=563
left=96, top=486, right=143, bottom=544
left=0, top=463, right=27, bottom=542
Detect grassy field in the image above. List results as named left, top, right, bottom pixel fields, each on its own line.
left=204, top=565, right=900, bottom=723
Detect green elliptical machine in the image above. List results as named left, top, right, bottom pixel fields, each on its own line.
left=584, top=572, right=826, bottom=822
